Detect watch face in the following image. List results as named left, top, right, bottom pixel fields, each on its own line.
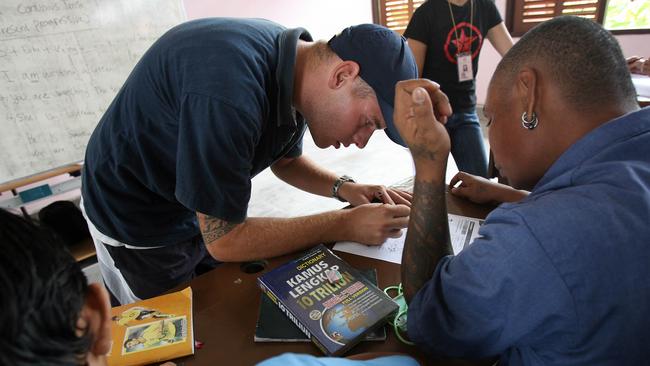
left=333, top=176, right=354, bottom=201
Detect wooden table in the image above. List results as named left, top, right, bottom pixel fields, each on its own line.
left=639, top=96, right=650, bottom=108
left=70, top=237, right=96, bottom=262
left=175, top=192, right=495, bottom=366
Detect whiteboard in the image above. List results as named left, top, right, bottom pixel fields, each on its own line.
left=0, top=0, right=185, bottom=185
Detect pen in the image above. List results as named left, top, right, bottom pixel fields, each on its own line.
left=627, top=57, right=646, bottom=65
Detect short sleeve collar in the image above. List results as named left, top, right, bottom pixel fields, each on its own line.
left=276, top=27, right=312, bottom=127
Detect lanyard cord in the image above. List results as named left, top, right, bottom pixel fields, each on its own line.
left=447, top=0, right=474, bottom=55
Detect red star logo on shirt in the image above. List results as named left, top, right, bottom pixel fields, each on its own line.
left=444, top=22, right=483, bottom=63
left=451, top=29, right=478, bottom=54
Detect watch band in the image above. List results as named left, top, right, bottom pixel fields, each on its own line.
left=332, top=175, right=355, bottom=202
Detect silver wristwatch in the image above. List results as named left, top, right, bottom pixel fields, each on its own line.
left=332, top=175, right=355, bottom=202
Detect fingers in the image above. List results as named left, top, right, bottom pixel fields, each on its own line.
left=409, top=87, right=435, bottom=121
left=450, top=182, right=475, bottom=200
left=628, top=57, right=648, bottom=74
left=449, top=171, right=470, bottom=189
left=450, top=185, right=467, bottom=197
left=396, top=189, right=413, bottom=201
left=386, top=228, right=404, bottom=239
left=450, top=171, right=476, bottom=198
left=376, top=216, right=409, bottom=244
left=431, top=88, right=451, bottom=124
left=380, top=214, right=409, bottom=242
left=396, top=78, right=440, bottom=92
left=387, top=215, right=409, bottom=228
left=386, top=189, right=412, bottom=207
left=356, top=195, right=371, bottom=205
left=449, top=171, right=475, bottom=191
left=369, top=186, right=411, bottom=206
left=366, top=230, right=403, bottom=246
left=374, top=188, right=395, bottom=205
left=385, top=203, right=410, bottom=217
left=396, top=79, right=453, bottom=121
left=351, top=203, right=411, bottom=245
left=627, top=56, right=642, bottom=65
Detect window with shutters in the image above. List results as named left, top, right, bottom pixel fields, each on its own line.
left=373, top=0, right=426, bottom=34
left=506, top=0, right=650, bottom=36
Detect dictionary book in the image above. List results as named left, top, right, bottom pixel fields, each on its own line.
left=257, top=245, right=398, bottom=356
left=106, top=287, right=194, bottom=366
left=254, top=269, right=387, bottom=342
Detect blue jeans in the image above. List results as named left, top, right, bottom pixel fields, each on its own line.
left=445, top=110, right=488, bottom=177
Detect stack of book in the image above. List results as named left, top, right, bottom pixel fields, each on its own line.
left=257, top=244, right=398, bottom=356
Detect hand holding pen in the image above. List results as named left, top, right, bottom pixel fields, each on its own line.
left=627, top=56, right=650, bottom=76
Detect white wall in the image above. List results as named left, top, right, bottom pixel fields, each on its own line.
left=182, top=0, right=373, bottom=41
left=182, top=0, right=650, bottom=104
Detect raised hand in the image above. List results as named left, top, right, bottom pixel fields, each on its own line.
left=392, top=79, right=454, bottom=302
left=392, top=79, right=452, bottom=168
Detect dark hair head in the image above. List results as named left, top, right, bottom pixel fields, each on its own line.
left=494, top=16, right=637, bottom=111
left=0, top=210, right=91, bottom=365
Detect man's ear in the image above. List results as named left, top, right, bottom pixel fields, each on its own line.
left=79, top=283, right=113, bottom=360
left=516, top=67, right=538, bottom=117
left=327, top=60, right=360, bottom=89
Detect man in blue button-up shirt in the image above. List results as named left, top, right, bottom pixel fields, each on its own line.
left=394, top=16, right=650, bottom=366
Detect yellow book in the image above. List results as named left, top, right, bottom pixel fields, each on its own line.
left=107, top=287, right=194, bottom=366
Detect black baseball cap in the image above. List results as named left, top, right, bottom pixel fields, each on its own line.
left=328, top=24, right=417, bottom=146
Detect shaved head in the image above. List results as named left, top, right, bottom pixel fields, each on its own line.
left=494, top=16, right=637, bottom=111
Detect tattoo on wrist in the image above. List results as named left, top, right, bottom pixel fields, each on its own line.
left=201, top=216, right=237, bottom=244
left=410, top=145, right=439, bottom=161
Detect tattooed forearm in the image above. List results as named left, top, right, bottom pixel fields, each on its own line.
left=200, top=215, right=237, bottom=244
left=402, top=178, right=452, bottom=303
left=409, top=145, right=440, bottom=162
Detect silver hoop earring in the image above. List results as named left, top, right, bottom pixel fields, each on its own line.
left=521, top=112, right=538, bottom=130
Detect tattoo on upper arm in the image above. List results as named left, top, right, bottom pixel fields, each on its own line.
left=200, top=215, right=237, bottom=244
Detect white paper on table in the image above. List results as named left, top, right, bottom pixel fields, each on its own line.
left=333, top=214, right=484, bottom=264
left=632, top=74, right=650, bottom=98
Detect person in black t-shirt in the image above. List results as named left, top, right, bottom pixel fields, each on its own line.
left=404, top=0, right=513, bottom=177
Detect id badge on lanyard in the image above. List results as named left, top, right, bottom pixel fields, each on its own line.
left=456, top=52, right=473, bottom=82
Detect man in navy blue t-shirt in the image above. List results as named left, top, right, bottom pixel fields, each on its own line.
left=81, top=18, right=424, bottom=304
